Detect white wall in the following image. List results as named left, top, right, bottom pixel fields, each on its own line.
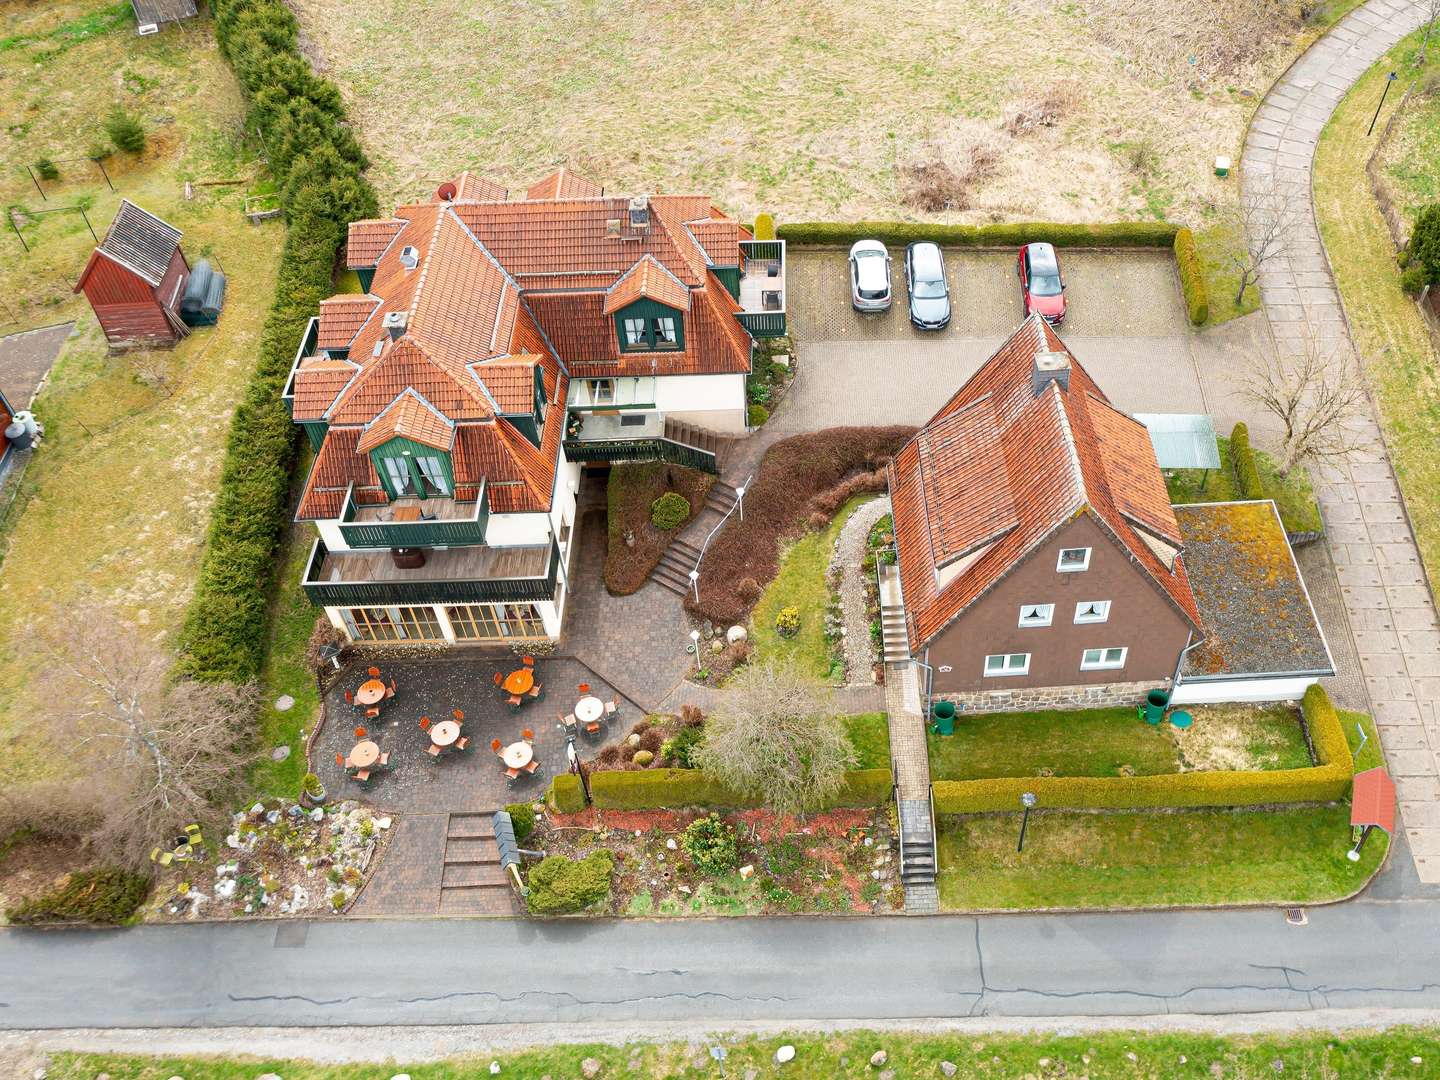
left=656, top=373, right=747, bottom=433
left=1168, top=675, right=1322, bottom=705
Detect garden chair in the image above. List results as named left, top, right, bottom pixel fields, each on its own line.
left=364, top=706, right=381, bottom=720
left=524, top=760, right=540, bottom=776
left=491, top=738, right=503, bottom=756
left=584, top=718, right=602, bottom=736
left=604, top=696, right=619, bottom=717
left=367, top=666, right=381, bottom=678
left=425, top=744, right=442, bottom=758
left=183, top=823, right=204, bottom=851
left=354, top=726, right=367, bottom=739
left=521, top=728, right=535, bottom=743
left=419, top=715, right=431, bottom=731
left=506, top=694, right=523, bottom=709
left=456, top=736, right=470, bottom=752
left=353, top=769, right=372, bottom=783
left=562, top=712, right=577, bottom=728
left=385, top=678, right=397, bottom=700
left=504, top=766, right=521, bottom=784
left=522, top=655, right=535, bottom=667
left=149, top=847, right=174, bottom=867
left=344, top=689, right=355, bottom=710
left=453, top=708, right=465, bottom=723
left=493, top=672, right=504, bottom=687
left=336, top=752, right=350, bottom=771
left=578, top=682, right=591, bottom=694
left=527, top=682, right=544, bottom=700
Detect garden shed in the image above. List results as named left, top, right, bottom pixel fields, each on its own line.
left=73, top=200, right=189, bottom=348
left=131, top=0, right=197, bottom=34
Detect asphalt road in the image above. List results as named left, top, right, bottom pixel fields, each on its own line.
left=2, top=898, right=1437, bottom=1029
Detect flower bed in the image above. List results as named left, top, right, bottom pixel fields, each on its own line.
left=534, top=806, right=903, bottom=915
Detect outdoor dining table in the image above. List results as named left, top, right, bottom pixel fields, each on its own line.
left=575, top=695, right=605, bottom=724
left=429, top=719, right=462, bottom=748
left=502, top=668, right=535, bottom=696
left=349, top=739, right=381, bottom=769
left=501, top=740, right=535, bottom=769
left=355, top=679, right=387, bottom=706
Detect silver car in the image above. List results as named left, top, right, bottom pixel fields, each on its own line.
left=849, top=239, right=892, bottom=312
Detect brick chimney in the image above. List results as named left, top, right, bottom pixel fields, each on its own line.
left=1031, top=349, right=1071, bottom=396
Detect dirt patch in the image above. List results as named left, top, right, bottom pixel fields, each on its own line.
left=0, top=835, right=96, bottom=916
left=1173, top=703, right=1313, bottom=772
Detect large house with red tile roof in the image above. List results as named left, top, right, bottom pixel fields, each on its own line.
left=283, top=169, right=782, bottom=646
left=883, top=315, right=1332, bottom=710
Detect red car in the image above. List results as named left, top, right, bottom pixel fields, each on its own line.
left=1017, top=242, right=1067, bottom=324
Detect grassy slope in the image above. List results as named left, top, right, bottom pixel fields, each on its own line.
left=1165, top=436, right=1323, bottom=534
left=1314, top=29, right=1440, bottom=590
left=50, top=1025, right=1440, bottom=1079
left=0, top=3, right=283, bottom=780
left=936, top=708, right=1384, bottom=910
left=750, top=495, right=872, bottom=681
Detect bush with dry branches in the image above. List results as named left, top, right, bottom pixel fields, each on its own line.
left=1003, top=82, right=1081, bottom=137
left=1242, top=331, right=1371, bottom=478
left=899, top=142, right=1001, bottom=213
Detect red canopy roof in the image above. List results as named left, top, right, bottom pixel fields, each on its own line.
left=1351, top=767, right=1397, bottom=833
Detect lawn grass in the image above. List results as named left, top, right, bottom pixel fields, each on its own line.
left=843, top=712, right=890, bottom=770
left=0, top=2, right=283, bottom=781
left=1378, top=64, right=1440, bottom=222
left=929, top=706, right=1180, bottom=780
left=48, top=1025, right=1440, bottom=1079
left=1314, top=29, right=1440, bottom=593
left=1191, top=219, right=1262, bottom=326
left=749, top=495, right=873, bottom=681
left=1165, top=436, right=1323, bottom=534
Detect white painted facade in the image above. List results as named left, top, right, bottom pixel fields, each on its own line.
left=1168, top=674, right=1325, bottom=705
left=654, top=373, right=747, bottom=433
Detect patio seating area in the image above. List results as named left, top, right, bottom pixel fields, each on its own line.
left=315, top=656, right=634, bottom=813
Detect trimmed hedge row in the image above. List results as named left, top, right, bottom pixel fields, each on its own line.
left=776, top=220, right=1181, bottom=248
left=1230, top=421, right=1265, bottom=501
left=1174, top=227, right=1209, bottom=325
left=547, top=767, right=894, bottom=813
left=933, top=686, right=1354, bottom=814
left=177, top=0, right=379, bottom=682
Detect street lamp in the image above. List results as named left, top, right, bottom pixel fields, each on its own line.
left=1367, top=71, right=1399, bottom=137
left=689, top=628, right=702, bottom=672
left=1017, top=792, right=1037, bottom=853
left=565, top=728, right=592, bottom=806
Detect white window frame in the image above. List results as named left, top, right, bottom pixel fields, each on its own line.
left=415, top=455, right=450, bottom=496
left=1073, top=600, right=1111, bottom=624
left=1018, top=603, right=1054, bottom=628
left=652, top=315, right=678, bottom=348
left=622, top=318, right=646, bottom=347
left=589, top=378, right=615, bottom=404
left=1057, top=547, right=1092, bottom=572
left=983, top=652, right=1031, bottom=677
left=1080, top=646, right=1127, bottom=671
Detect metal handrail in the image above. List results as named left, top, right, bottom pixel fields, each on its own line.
left=686, top=472, right=753, bottom=602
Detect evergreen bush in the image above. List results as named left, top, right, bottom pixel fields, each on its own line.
left=104, top=106, right=145, bottom=154
left=526, top=850, right=614, bottom=915
left=681, top=813, right=738, bottom=876
left=504, top=802, right=536, bottom=842
left=650, top=491, right=691, bottom=530
left=1173, top=227, right=1210, bottom=325
left=6, top=867, right=150, bottom=925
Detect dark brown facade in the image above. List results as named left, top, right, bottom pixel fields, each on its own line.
left=74, top=247, right=188, bottom=347
left=925, top=514, right=1193, bottom=695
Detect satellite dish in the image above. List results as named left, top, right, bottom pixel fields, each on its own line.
left=437, top=182, right=457, bottom=202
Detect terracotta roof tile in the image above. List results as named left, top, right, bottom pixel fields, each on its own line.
left=316, top=295, right=381, bottom=351
left=291, top=357, right=359, bottom=421
left=345, top=219, right=406, bottom=267
left=525, top=167, right=603, bottom=200
left=684, top=218, right=741, bottom=265
left=472, top=357, right=539, bottom=413
left=329, top=337, right=494, bottom=423
left=603, top=255, right=691, bottom=314
left=1088, top=396, right=1182, bottom=543
left=912, top=393, right=1018, bottom=566
left=296, top=427, right=382, bottom=520
left=355, top=390, right=456, bottom=454
left=453, top=171, right=508, bottom=201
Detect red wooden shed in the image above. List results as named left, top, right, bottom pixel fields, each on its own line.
left=74, top=200, right=189, bottom=348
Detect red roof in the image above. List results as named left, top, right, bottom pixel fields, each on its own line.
left=890, top=316, right=1200, bottom=650
left=345, top=219, right=406, bottom=268
left=526, top=166, right=603, bottom=200
left=603, top=255, right=692, bottom=314
left=316, top=295, right=381, bottom=351
left=1351, top=767, right=1396, bottom=833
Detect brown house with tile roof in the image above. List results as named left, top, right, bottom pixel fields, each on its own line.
left=283, top=168, right=778, bottom=646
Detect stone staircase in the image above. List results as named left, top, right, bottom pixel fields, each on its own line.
left=885, top=661, right=938, bottom=913
left=878, top=561, right=910, bottom=662
left=649, top=479, right=740, bottom=596
left=437, top=811, right=513, bottom=915
left=899, top=799, right=937, bottom=888
left=663, top=417, right=735, bottom=473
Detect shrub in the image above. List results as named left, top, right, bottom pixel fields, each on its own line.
left=301, top=772, right=324, bottom=798
left=504, top=802, right=536, bottom=842
left=526, top=850, right=614, bottom=915
left=650, top=491, right=691, bottom=530
left=6, top=867, right=150, bottom=925
left=633, top=749, right=655, bottom=767
left=104, top=106, right=146, bottom=154
left=663, top=722, right=706, bottom=768
left=753, top=212, right=776, bottom=241
left=586, top=766, right=893, bottom=810
left=1229, top=422, right=1264, bottom=500
left=548, top=773, right=586, bottom=814
left=1400, top=264, right=1428, bottom=297
left=1410, top=202, right=1440, bottom=284
left=775, top=605, right=801, bottom=638
left=1173, top=227, right=1209, bottom=325
left=34, top=158, right=59, bottom=182
left=681, top=813, right=739, bottom=876
left=776, top=221, right=1180, bottom=248
left=736, top=577, right=762, bottom=603
left=748, top=404, right=769, bottom=427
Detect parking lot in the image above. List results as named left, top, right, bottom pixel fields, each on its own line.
left=774, top=247, right=1262, bottom=438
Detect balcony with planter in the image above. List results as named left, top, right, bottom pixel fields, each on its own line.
left=737, top=239, right=786, bottom=338
left=301, top=536, right=560, bottom=607
left=335, top=483, right=489, bottom=549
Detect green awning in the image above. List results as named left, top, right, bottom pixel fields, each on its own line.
left=1133, top=413, right=1220, bottom=470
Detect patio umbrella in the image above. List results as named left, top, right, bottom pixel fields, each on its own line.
left=1347, top=766, right=1396, bottom=862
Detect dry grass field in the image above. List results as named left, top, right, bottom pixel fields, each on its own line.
left=292, top=0, right=1354, bottom=224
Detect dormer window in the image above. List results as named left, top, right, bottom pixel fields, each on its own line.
left=652, top=316, right=679, bottom=349
left=622, top=317, right=646, bottom=348
left=614, top=300, right=685, bottom=353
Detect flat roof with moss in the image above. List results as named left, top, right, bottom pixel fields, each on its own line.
left=1175, top=500, right=1334, bottom=680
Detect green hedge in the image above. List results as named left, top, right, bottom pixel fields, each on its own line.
left=526, top=850, right=615, bottom=915
left=776, top=221, right=1180, bottom=248
left=1174, top=227, right=1209, bottom=325
left=933, top=687, right=1353, bottom=814
left=548, top=767, right=893, bottom=812
left=1230, top=422, right=1264, bottom=501
left=549, top=773, right=586, bottom=814
left=177, top=0, right=379, bottom=682
left=6, top=867, right=150, bottom=925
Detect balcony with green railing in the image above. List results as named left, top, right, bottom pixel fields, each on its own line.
left=737, top=239, right=786, bottom=338
left=335, top=483, right=489, bottom=549
left=302, top=536, right=560, bottom=608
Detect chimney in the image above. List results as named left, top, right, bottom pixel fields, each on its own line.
left=1031, top=349, right=1071, bottom=396
left=382, top=310, right=408, bottom=341
left=627, top=195, right=650, bottom=233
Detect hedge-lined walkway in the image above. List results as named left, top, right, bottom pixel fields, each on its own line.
left=1240, top=0, right=1439, bottom=882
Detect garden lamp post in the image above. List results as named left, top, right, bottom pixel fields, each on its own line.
left=689, top=628, right=702, bottom=672
left=1368, top=71, right=1398, bottom=137
left=565, top=729, right=592, bottom=806
left=689, top=568, right=700, bottom=602
left=1018, top=792, right=1037, bottom=853
left=735, top=483, right=746, bottom=523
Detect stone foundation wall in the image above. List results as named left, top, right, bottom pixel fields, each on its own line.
left=937, top=678, right=1168, bottom=714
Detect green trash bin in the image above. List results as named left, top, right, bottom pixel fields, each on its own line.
left=1142, top=689, right=1169, bottom=726
left=932, top=700, right=957, bottom=736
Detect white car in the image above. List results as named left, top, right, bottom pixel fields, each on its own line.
left=849, top=239, right=892, bottom=312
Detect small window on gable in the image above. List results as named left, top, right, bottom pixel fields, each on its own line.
left=1018, top=604, right=1054, bottom=627
left=652, top=316, right=679, bottom=349
left=1057, top=547, right=1091, bottom=572
left=1074, top=600, right=1111, bottom=624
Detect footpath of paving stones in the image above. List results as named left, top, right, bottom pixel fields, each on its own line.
left=1241, top=0, right=1440, bottom=882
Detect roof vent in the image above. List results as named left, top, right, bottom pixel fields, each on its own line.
left=1032, top=349, right=1071, bottom=396
left=605, top=218, right=623, bottom=237
left=399, top=245, right=420, bottom=270
left=382, top=310, right=409, bottom=340
left=627, top=195, right=650, bottom=232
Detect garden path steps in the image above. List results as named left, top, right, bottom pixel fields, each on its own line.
left=885, top=662, right=938, bottom=913
left=1241, top=0, right=1440, bottom=883
left=351, top=811, right=516, bottom=917
left=649, top=480, right=739, bottom=596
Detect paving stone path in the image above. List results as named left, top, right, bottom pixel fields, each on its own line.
left=1241, top=0, right=1440, bottom=881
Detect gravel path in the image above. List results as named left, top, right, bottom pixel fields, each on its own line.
left=830, top=496, right=891, bottom=686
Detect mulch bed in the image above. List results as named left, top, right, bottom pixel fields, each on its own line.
left=604, top=463, right=715, bottom=595
left=537, top=805, right=903, bottom=916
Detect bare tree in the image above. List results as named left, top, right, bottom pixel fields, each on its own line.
left=1420, top=0, right=1440, bottom=64
left=1243, top=333, right=1371, bottom=478
left=1230, top=172, right=1303, bottom=306
left=129, top=351, right=174, bottom=397
left=694, top=659, right=855, bottom=816
left=41, top=611, right=258, bottom=869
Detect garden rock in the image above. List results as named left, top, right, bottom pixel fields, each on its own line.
left=582, top=1059, right=603, bottom=1078
left=775, top=1046, right=796, bottom=1064
left=727, top=625, right=747, bottom=643
left=214, top=878, right=238, bottom=900
left=880, top=1072, right=896, bottom=1080
left=940, top=1064, right=958, bottom=1077
left=738, top=864, right=754, bottom=880
left=377, top=817, right=392, bottom=829
left=257, top=1074, right=283, bottom=1080
left=275, top=695, right=294, bottom=711
left=489, top=1063, right=501, bottom=1075
left=711, top=638, right=725, bottom=654
left=870, top=1051, right=888, bottom=1068
left=391, top=1075, right=412, bottom=1080
left=270, top=745, right=290, bottom=761
left=666, top=838, right=677, bottom=849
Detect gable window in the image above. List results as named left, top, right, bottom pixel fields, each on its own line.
left=1018, top=604, right=1054, bottom=627
left=414, top=456, right=450, bottom=497
left=652, top=316, right=679, bottom=349
left=984, top=652, right=1030, bottom=677
left=615, top=301, right=686, bottom=352
left=1074, top=600, right=1111, bottom=624
left=372, top=443, right=454, bottom=501
left=382, top=456, right=415, bottom=496
left=588, top=378, right=615, bottom=405
left=1080, top=646, right=1127, bottom=671
left=622, top=318, right=647, bottom=348
left=1057, top=547, right=1091, bottom=572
